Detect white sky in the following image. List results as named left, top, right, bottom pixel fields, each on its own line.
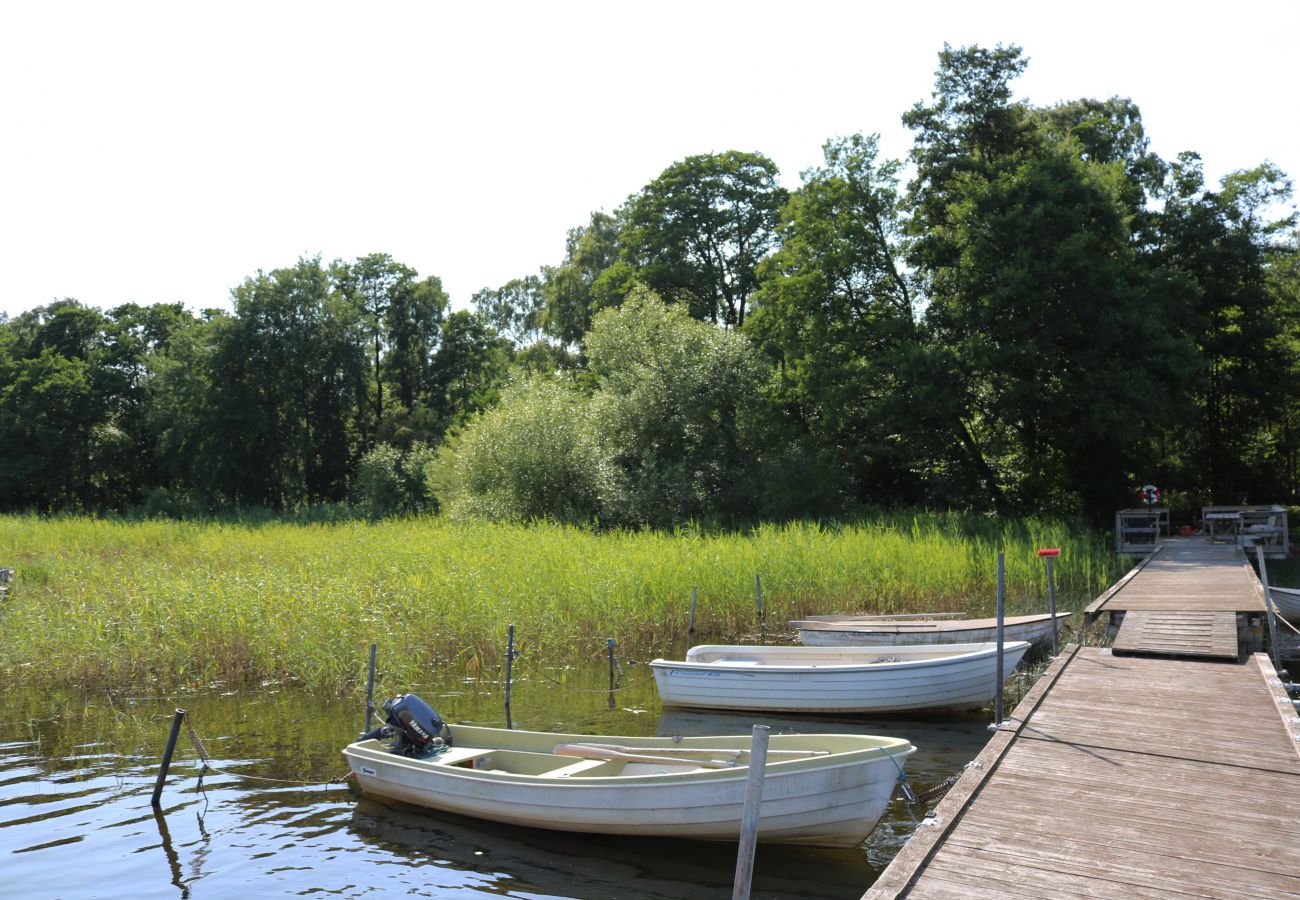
left=2, top=1, right=1297, bottom=319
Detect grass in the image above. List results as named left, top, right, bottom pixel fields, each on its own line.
left=0, top=512, right=1127, bottom=695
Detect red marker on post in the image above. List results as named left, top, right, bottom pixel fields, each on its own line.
left=1037, top=548, right=1060, bottom=655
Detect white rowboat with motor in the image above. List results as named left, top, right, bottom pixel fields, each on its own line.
left=344, top=720, right=915, bottom=848
left=651, top=641, right=1032, bottom=713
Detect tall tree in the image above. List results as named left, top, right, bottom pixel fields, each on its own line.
left=749, top=133, right=927, bottom=503
left=208, top=257, right=367, bottom=507
left=621, top=151, right=787, bottom=327
left=1151, top=155, right=1296, bottom=501
left=541, top=210, right=623, bottom=349
left=335, top=253, right=418, bottom=435
left=904, top=44, right=1195, bottom=515
left=472, top=275, right=544, bottom=347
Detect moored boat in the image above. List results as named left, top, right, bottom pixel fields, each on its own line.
left=343, top=695, right=915, bottom=848
left=651, top=641, right=1031, bottom=713
left=791, top=611, right=1071, bottom=648
left=1268, top=585, right=1300, bottom=619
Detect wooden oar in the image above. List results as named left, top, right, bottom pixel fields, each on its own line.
left=553, top=743, right=734, bottom=768
left=555, top=742, right=830, bottom=764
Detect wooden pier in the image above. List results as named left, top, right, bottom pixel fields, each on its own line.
left=865, top=539, right=1300, bottom=899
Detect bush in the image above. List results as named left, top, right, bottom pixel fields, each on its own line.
left=355, top=442, right=437, bottom=518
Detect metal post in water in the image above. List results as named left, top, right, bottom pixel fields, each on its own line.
left=1256, top=544, right=1281, bottom=673
left=995, top=552, right=1006, bottom=727
left=607, top=638, right=616, bottom=692
left=364, top=642, right=378, bottom=734
left=151, top=709, right=187, bottom=807
left=1038, top=548, right=1060, bottom=656
left=505, top=624, right=516, bottom=713
left=731, top=724, right=771, bottom=900
left=689, top=586, right=698, bottom=635
left=755, top=574, right=763, bottom=625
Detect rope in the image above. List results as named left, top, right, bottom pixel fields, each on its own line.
left=183, top=715, right=351, bottom=787
left=880, top=748, right=918, bottom=804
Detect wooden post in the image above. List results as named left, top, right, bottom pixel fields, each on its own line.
left=995, top=552, right=1005, bottom=727
left=364, top=643, right=378, bottom=734
left=689, top=586, right=698, bottom=635
left=1037, top=548, right=1060, bottom=656
left=607, top=638, right=616, bottom=692
left=1256, top=544, right=1282, bottom=673
left=731, top=724, right=770, bottom=900
left=151, top=709, right=187, bottom=807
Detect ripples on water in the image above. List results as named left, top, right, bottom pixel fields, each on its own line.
left=0, top=671, right=993, bottom=899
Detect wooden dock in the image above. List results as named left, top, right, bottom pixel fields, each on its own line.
left=866, top=540, right=1300, bottom=899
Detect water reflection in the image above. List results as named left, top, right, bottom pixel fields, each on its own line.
left=0, top=668, right=995, bottom=899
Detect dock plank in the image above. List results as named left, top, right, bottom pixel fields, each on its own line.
left=864, top=649, right=1300, bottom=898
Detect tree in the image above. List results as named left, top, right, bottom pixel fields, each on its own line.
left=433, top=377, right=598, bottom=522
left=584, top=287, right=768, bottom=526
left=749, top=133, right=922, bottom=503
left=473, top=275, right=545, bottom=347
left=621, top=151, right=787, bottom=327
left=427, top=310, right=510, bottom=436
left=904, top=44, right=1196, bottom=515
left=541, top=211, right=623, bottom=349
left=335, top=253, right=419, bottom=434
left=385, top=274, right=448, bottom=412
left=1150, top=155, right=1296, bottom=501
left=207, top=257, right=367, bottom=507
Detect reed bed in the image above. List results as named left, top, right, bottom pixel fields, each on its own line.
left=0, top=513, right=1125, bottom=695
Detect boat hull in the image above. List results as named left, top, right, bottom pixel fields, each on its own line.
left=343, top=726, right=914, bottom=848
left=1269, top=585, right=1300, bottom=619
left=794, top=612, right=1071, bottom=648
left=651, top=641, right=1031, bottom=713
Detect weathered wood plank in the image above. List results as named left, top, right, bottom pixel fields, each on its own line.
left=1112, top=610, right=1239, bottom=657
left=864, top=643, right=1300, bottom=899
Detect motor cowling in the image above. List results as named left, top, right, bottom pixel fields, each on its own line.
left=384, top=693, right=449, bottom=750
left=359, top=693, right=452, bottom=758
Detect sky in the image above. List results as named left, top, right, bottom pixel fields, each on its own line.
left=2, top=1, right=1298, bottom=319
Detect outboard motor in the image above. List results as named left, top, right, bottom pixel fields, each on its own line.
left=359, top=693, right=452, bottom=759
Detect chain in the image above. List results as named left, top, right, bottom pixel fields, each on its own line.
left=183, top=714, right=351, bottom=787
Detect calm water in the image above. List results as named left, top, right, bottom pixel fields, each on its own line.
left=0, top=662, right=995, bottom=899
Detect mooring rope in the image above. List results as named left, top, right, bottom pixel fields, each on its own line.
left=880, top=748, right=918, bottom=804
left=183, top=714, right=351, bottom=787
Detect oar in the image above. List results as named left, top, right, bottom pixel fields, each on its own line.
left=555, top=742, right=831, bottom=764
left=553, top=743, right=734, bottom=768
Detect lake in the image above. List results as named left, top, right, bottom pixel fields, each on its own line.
left=0, top=659, right=996, bottom=899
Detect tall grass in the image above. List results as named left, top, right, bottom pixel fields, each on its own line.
left=0, top=513, right=1125, bottom=695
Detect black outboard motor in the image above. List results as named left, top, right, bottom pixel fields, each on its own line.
left=359, top=693, right=452, bottom=759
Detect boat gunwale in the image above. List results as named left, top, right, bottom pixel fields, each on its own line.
left=344, top=736, right=916, bottom=786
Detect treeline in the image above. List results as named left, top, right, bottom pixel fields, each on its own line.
left=2, top=45, right=1298, bottom=524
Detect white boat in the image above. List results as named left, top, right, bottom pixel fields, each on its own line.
left=651, top=641, right=1031, bottom=713
left=1268, top=585, right=1300, bottom=619
left=343, top=724, right=915, bottom=848
left=791, top=612, right=1071, bottom=648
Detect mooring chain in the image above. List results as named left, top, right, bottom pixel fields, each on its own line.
left=182, top=714, right=350, bottom=787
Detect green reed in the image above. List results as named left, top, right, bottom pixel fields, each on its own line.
left=0, top=513, right=1125, bottom=695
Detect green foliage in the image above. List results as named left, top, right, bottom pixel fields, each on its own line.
left=435, top=377, right=598, bottom=522
left=355, top=442, right=437, bottom=518
left=621, top=151, right=787, bottom=326
left=584, top=288, right=769, bottom=525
